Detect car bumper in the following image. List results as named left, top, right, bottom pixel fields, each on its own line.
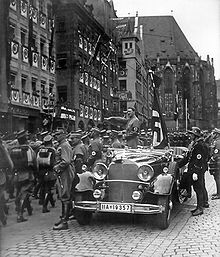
left=74, top=201, right=165, bottom=214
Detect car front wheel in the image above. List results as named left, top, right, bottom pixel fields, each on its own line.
left=157, top=195, right=171, bottom=229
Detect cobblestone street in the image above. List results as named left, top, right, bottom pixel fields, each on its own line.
left=1, top=173, right=220, bottom=257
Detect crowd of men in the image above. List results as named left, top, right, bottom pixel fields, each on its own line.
left=0, top=109, right=220, bottom=228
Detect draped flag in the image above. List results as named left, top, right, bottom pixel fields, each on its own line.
left=87, top=35, right=101, bottom=65
left=150, top=72, right=169, bottom=149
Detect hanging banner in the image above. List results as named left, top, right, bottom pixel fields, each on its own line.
left=22, top=46, right=28, bottom=63
left=49, top=59, right=55, bottom=74
left=32, top=7, right=38, bottom=24
left=20, top=0, right=28, bottom=18
left=97, top=110, right=101, bottom=121
left=79, top=72, right=84, bottom=83
left=11, top=41, right=19, bottom=59
left=89, top=107, right=93, bottom=119
left=79, top=104, right=84, bottom=117
left=93, top=109, right=97, bottom=121
left=41, top=55, right=48, bottom=71
left=32, top=52, right=38, bottom=67
left=33, top=95, right=40, bottom=107
left=40, top=12, right=46, bottom=29
left=84, top=106, right=89, bottom=118
left=22, top=92, right=31, bottom=105
left=10, top=0, right=17, bottom=11
left=11, top=89, right=20, bottom=103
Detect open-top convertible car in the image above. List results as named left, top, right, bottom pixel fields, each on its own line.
left=74, top=147, right=188, bottom=229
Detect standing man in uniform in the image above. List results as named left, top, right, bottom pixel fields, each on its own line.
left=178, top=127, right=209, bottom=216
left=209, top=128, right=220, bottom=200
left=53, top=130, right=78, bottom=230
left=104, top=107, right=140, bottom=149
left=0, top=137, right=14, bottom=225
left=125, top=107, right=140, bottom=148
left=10, top=130, right=37, bottom=222
left=87, top=128, right=103, bottom=168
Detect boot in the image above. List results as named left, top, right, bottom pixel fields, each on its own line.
left=42, top=193, right=50, bottom=213
left=17, top=200, right=27, bottom=223
left=49, top=193, right=56, bottom=208
left=0, top=205, right=7, bottom=225
left=54, top=202, right=65, bottom=226
left=25, top=197, right=33, bottom=216
left=53, top=203, right=69, bottom=230
left=192, top=207, right=203, bottom=216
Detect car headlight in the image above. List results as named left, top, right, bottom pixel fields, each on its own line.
left=92, top=163, right=108, bottom=180
left=137, top=165, right=154, bottom=182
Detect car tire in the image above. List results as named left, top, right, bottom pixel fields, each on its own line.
left=157, top=195, right=171, bottom=230
left=75, top=210, right=92, bottom=225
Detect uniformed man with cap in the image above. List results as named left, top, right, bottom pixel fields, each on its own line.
left=9, top=130, right=37, bottom=222
left=110, top=130, right=124, bottom=148
left=52, top=129, right=78, bottom=230
left=69, top=131, right=88, bottom=174
left=0, top=136, right=14, bottom=225
left=209, top=128, right=220, bottom=200
left=178, top=127, right=209, bottom=216
left=87, top=127, right=103, bottom=167
left=104, top=107, right=140, bottom=148
left=36, top=134, right=57, bottom=213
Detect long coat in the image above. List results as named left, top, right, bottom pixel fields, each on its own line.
left=54, top=139, right=76, bottom=202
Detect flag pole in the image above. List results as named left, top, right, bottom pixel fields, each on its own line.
left=185, top=98, right=188, bottom=131
left=176, top=93, right=179, bottom=131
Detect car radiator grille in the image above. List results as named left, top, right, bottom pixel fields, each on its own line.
left=107, top=160, right=139, bottom=203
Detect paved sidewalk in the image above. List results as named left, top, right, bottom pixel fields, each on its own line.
left=0, top=172, right=220, bottom=257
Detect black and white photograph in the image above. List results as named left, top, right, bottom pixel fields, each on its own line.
left=0, top=0, right=220, bottom=256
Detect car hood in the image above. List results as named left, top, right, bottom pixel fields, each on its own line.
left=110, top=148, right=171, bottom=166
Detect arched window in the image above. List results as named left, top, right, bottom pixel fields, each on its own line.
left=164, top=68, right=174, bottom=118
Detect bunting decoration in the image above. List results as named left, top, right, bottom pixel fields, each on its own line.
left=48, top=18, right=54, bottom=58
left=150, top=71, right=169, bottom=149
left=28, top=0, right=34, bottom=65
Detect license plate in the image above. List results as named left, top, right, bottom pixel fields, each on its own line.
left=100, top=203, right=132, bottom=213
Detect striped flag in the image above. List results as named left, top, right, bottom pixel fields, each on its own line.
left=150, top=72, right=169, bottom=149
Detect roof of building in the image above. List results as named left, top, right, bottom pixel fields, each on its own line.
left=117, top=15, right=198, bottom=61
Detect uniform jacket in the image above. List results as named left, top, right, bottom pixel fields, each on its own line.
left=179, top=138, right=209, bottom=177
left=54, top=139, right=74, bottom=174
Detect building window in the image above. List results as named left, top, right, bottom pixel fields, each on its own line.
left=58, top=86, right=67, bottom=102
left=39, top=0, right=45, bottom=12
left=21, top=75, right=27, bottom=91
left=32, top=34, right=37, bottom=50
left=21, top=28, right=26, bottom=45
left=32, top=78, right=37, bottom=92
left=10, top=73, right=16, bottom=88
left=119, top=80, right=127, bottom=91
left=57, top=17, right=65, bottom=32
left=57, top=53, right=67, bottom=69
left=41, top=80, right=46, bottom=93
left=49, top=83, right=54, bottom=94
left=125, top=42, right=128, bottom=49
left=129, top=42, right=133, bottom=48
left=47, top=3, right=52, bottom=18
left=9, top=23, right=15, bottom=41
left=40, top=37, right=46, bottom=55
left=164, top=68, right=173, bottom=93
